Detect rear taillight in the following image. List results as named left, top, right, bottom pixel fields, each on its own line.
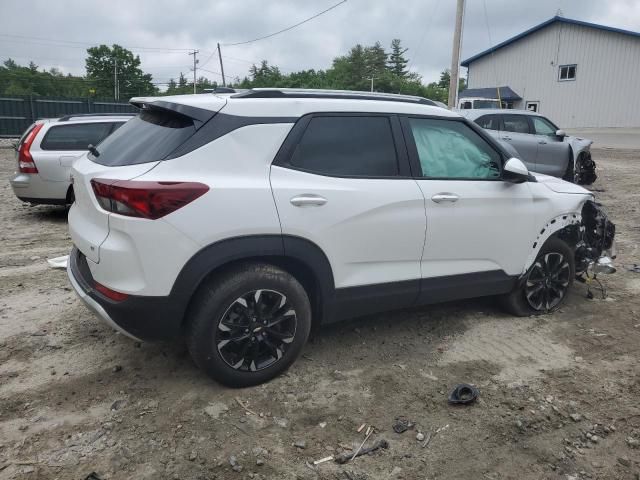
left=18, top=123, right=44, bottom=174
left=90, top=179, right=209, bottom=220
left=95, top=281, right=129, bottom=302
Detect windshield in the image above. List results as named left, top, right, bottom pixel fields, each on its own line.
left=473, top=100, right=500, bottom=109
left=89, top=109, right=196, bottom=166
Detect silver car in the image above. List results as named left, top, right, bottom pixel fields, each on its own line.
left=460, top=109, right=596, bottom=185
left=10, top=113, right=133, bottom=205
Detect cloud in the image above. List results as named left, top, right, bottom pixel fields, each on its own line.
left=0, top=0, right=635, bottom=85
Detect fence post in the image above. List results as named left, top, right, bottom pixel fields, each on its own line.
left=87, top=97, right=92, bottom=113
left=28, top=95, right=35, bottom=124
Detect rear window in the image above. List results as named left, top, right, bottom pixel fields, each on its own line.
left=41, top=123, right=114, bottom=150
left=89, top=109, right=196, bottom=166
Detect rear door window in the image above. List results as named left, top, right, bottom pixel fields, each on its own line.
left=501, top=115, right=531, bottom=134
left=41, top=122, right=114, bottom=150
left=89, top=110, right=196, bottom=166
left=286, top=116, right=399, bottom=177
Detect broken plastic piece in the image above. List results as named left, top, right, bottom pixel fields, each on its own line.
left=392, top=418, right=415, bottom=433
left=47, top=255, right=69, bottom=269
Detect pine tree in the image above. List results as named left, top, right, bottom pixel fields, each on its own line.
left=388, top=39, right=409, bottom=78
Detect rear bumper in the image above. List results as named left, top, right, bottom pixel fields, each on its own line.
left=10, top=173, right=71, bottom=204
left=67, top=247, right=184, bottom=341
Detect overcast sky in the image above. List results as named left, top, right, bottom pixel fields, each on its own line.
left=1, top=0, right=639, bottom=87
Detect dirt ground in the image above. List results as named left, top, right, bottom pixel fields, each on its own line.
left=0, top=147, right=639, bottom=480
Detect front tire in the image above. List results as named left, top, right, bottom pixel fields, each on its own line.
left=501, top=238, right=575, bottom=316
left=186, top=263, right=311, bottom=387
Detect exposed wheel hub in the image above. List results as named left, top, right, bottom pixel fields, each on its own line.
left=216, top=289, right=297, bottom=372
left=525, top=252, right=571, bottom=311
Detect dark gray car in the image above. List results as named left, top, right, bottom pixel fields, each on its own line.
left=460, top=109, right=596, bottom=185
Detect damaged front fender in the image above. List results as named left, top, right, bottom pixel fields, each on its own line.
left=568, top=136, right=597, bottom=185
left=523, top=200, right=615, bottom=277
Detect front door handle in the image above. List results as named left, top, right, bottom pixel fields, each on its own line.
left=538, top=140, right=548, bottom=144
left=501, top=135, right=512, bottom=141
left=431, top=193, right=459, bottom=203
left=290, top=194, right=328, bottom=207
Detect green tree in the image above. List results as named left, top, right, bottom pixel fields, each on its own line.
left=387, top=39, right=409, bottom=78
left=0, top=58, right=89, bottom=96
left=85, top=44, right=156, bottom=98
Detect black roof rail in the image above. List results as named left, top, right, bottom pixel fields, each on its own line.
left=231, top=88, right=437, bottom=106
left=58, top=112, right=137, bottom=122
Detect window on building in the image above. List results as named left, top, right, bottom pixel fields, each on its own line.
left=288, top=116, right=399, bottom=177
left=558, top=64, right=577, bottom=81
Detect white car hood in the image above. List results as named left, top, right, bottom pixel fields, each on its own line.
left=531, top=172, right=592, bottom=195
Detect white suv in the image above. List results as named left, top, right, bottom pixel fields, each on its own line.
left=66, top=89, right=615, bottom=387
left=10, top=114, right=133, bottom=205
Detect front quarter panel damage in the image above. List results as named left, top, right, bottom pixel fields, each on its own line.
left=523, top=211, right=582, bottom=273
left=568, top=136, right=597, bottom=185
left=522, top=197, right=615, bottom=277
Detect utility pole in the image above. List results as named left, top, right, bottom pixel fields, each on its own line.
left=113, top=58, right=118, bottom=100
left=217, top=43, right=226, bottom=87
left=448, top=0, right=465, bottom=108
left=367, top=76, right=376, bottom=92
left=188, top=50, right=199, bottom=94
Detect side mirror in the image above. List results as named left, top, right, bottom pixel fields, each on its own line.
left=503, top=157, right=529, bottom=183
left=555, top=129, right=566, bottom=138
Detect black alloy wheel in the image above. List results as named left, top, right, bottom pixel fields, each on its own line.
left=186, top=263, right=311, bottom=387
left=216, top=289, right=297, bottom=372
left=524, top=252, right=571, bottom=311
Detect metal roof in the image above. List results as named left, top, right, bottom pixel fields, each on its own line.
left=461, top=16, right=640, bottom=67
left=459, top=86, right=522, bottom=101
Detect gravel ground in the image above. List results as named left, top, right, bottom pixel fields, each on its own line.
left=1, top=148, right=639, bottom=480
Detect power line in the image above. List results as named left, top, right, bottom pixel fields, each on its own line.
left=222, top=0, right=347, bottom=47
left=0, top=33, right=196, bottom=52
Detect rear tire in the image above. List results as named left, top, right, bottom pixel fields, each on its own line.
left=501, top=238, right=575, bottom=316
left=186, top=263, right=311, bottom=387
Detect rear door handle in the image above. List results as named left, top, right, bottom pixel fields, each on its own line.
left=431, top=193, right=459, bottom=203
left=290, top=194, right=327, bottom=207
left=501, top=135, right=512, bottom=141
left=538, top=140, right=547, bottom=144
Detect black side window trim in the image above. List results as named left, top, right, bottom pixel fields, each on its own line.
left=166, top=112, right=298, bottom=160
left=40, top=122, right=115, bottom=151
left=400, top=115, right=508, bottom=181
left=272, top=112, right=413, bottom=179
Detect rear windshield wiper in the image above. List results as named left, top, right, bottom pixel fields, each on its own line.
left=88, top=144, right=100, bottom=157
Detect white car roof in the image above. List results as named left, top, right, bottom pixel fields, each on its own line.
left=131, top=89, right=460, bottom=119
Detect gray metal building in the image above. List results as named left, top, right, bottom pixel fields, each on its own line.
left=460, top=16, right=640, bottom=128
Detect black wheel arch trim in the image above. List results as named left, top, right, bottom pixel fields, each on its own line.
left=172, top=235, right=336, bottom=327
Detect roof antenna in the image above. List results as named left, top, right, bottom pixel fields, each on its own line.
left=556, top=8, right=564, bottom=17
